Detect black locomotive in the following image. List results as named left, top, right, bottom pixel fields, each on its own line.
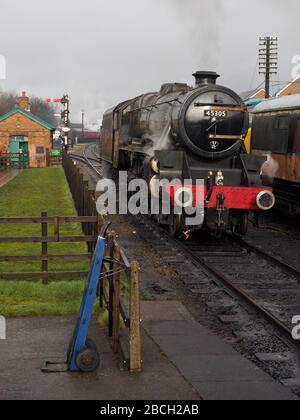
left=100, top=71, right=275, bottom=236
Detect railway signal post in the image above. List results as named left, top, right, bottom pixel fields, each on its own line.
left=259, top=36, right=278, bottom=99
left=46, top=94, right=71, bottom=150
left=61, top=94, right=71, bottom=150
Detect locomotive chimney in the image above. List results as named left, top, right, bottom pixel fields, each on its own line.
left=193, top=71, right=220, bottom=86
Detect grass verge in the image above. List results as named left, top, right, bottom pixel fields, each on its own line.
left=0, top=168, right=89, bottom=317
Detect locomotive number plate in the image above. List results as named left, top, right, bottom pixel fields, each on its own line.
left=204, top=109, right=228, bottom=118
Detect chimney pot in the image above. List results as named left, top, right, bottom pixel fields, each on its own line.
left=18, top=92, right=30, bottom=111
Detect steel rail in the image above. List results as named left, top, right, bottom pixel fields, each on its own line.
left=230, top=234, right=300, bottom=280
left=172, top=235, right=300, bottom=352
left=68, top=144, right=103, bottom=177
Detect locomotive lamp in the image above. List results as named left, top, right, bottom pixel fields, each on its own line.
left=256, top=191, right=276, bottom=211
left=215, top=171, right=225, bottom=186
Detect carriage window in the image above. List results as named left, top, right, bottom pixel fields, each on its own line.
left=274, top=116, right=290, bottom=130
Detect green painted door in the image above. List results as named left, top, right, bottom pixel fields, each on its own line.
left=9, top=136, right=29, bottom=168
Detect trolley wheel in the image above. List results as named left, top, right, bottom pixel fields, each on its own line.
left=85, top=338, right=97, bottom=350
left=76, top=348, right=100, bottom=373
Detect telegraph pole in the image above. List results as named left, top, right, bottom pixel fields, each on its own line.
left=259, top=36, right=278, bottom=99
left=81, top=110, right=85, bottom=139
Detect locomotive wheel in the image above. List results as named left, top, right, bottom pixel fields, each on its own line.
left=169, top=213, right=184, bottom=237
left=76, top=348, right=100, bottom=373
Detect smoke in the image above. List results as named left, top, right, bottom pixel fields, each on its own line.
left=168, top=0, right=225, bottom=69
left=144, top=123, right=173, bottom=157
left=261, top=153, right=279, bottom=179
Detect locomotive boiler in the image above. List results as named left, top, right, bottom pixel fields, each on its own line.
left=100, top=71, right=275, bottom=236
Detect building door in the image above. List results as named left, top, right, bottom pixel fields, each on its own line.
left=9, top=136, right=29, bottom=168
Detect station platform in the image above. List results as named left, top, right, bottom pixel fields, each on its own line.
left=0, top=303, right=297, bottom=400
left=142, top=301, right=298, bottom=401
left=0, top=315, right=200, bottom=400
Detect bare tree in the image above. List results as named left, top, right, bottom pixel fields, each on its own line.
left=29, top=96, right=58, bottom=126
left=0, top=92, right=17, bottom=115
left=0, top=91, right=58, bottom=126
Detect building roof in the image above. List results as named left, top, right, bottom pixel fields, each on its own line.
left=240, top=88, right=266, bottom=101
left=252, top=94, right=300, bottom=113
left=244, top=98, right=265, bottom=109
left=0, top=106, right=55, bottom=130
left=275, top=75, right=300, bottom=97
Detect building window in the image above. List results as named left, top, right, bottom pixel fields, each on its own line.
left=274, top=116, right=290, bottom=130
left=36, top=146, right=45, bottom=154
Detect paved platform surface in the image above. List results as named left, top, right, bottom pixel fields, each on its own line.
left=0, top=316, right=200, bottom=400
left=1, top=303, right=297, bottom=400
left=0, top=169, right=18, bottom=188
left=142, top=301, right=298, bottom=401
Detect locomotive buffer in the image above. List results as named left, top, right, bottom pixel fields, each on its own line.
left=41, top=223, right=111, bottom=373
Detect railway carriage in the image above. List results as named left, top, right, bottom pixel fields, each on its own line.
left=251, top=95, right=300, bottom=213
left=100, top=71, right=275, bottom=236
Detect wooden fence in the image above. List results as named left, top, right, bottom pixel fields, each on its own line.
left=0, top=153, right=29, bottom=170
left=62, top=150, right=142, bottom=372
left=0, top=213, right=102, bottom=283
left=100, top=231, right=142, bottom=372
left=63, top=150, right=98, bottom=222
left=49, top=155, right=62, bottom=167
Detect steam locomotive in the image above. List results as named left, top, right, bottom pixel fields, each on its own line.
left=100, top=71, right=275, bottom=236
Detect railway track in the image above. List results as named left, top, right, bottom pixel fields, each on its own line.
left=69, top=143, right=103, bottom=177
left=174, top=233, right=300, bottom=352
left=70, top=144, right=300, bottom=392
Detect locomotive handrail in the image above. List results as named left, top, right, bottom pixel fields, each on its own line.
left=126, top=98, right=184, bottom=114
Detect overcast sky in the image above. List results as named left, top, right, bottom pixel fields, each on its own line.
left=0, top=0, right=299, bottom=126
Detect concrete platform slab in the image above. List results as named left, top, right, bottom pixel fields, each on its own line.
left=192, top=380, right=296, bottom=401
left=142, top=300, right=194, bottom=322
left=0, top=316, right=201, bottom=400
left=142, top=301, right=298, bottom=401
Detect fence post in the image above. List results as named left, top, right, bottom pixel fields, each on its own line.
left=54, top=216, right=60, bottom=242
left=107, top=232, right=115, bottom=337
left=112, top=242, right=121, bottom=353
left=129, top=261, right=141, bottom=372
left=41, top=212, right=48, bottom=285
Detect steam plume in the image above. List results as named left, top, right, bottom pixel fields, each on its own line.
left=169, top=0, right=224, bottom=69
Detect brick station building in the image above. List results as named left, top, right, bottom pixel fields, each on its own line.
left=0, top=92, right=55, bottom=168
